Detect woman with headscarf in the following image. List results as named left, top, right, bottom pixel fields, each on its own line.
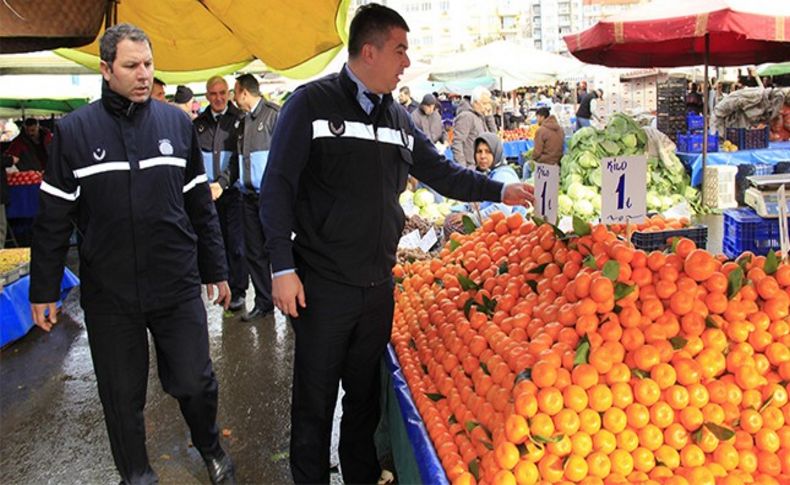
left=474, top=133, right=527, bottom=217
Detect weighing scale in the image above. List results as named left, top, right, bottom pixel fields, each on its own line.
left=744, top=174, right=790, bottom=218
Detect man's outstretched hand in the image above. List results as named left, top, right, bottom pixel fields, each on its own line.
left=502, top=183, right=535, bottom=206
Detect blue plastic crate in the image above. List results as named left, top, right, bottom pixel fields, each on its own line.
left=686, top=133, right=718, bottom=153
left=676, top=132, right=689, bottom=152
left=725, top=127, right=770, bottom=150
left=631, top=226, right=708, bottom=252
left=753, top=163, right=773, bottom=176
left=687, top=113, right=704, bottom=131
left=722, top=207, right=790, bottom=259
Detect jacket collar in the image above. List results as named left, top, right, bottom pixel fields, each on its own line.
left=101, top=80, right=150, bottom=118
left=248, top=98, right=265, bottom=119
left=339, top=65, right=394, bottom=115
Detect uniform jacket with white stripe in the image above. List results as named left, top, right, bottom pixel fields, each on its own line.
left=260, top=67, right=503, bottom=287
left=30, top=82, right=227, bottom=314
left=237, top=98, right=279, bottom=193
left=194, top=102, right=241, bottom=188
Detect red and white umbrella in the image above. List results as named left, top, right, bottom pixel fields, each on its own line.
left=563, top=0, right=790, bottom=68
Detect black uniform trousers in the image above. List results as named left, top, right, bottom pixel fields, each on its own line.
left=242, top=192, right=273, bottom=311
left=215, top=187, right=247, bottom=300
left=84, top=296, right=220, bottom=485
left=290, top=266, right=394, bottom=484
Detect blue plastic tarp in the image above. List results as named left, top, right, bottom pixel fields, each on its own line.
left=385, top=344, right=449, bottom=485
left=680, top=147, right=790, bottom=186
left=0, top=268, right=79, bottom=347
left=7, top=184, right=40, bottom=219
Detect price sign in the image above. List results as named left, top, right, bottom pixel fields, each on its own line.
left=534, top=163, right=560, bottom=224
left=601, top=155, right=647, bottom=224
left=418, top=228, right=439, bottom=253
left=398, top=229, right=421, bottom=249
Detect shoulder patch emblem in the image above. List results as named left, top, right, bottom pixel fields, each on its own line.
left=197, top=123, right=205, bottom=133
left=158, top=139, right=174, bottom=156
left=257, top=121, right=265, bottom=132
left=328, top=115, right=345, bottom=137
left=93, top=148, right=106, bottom=162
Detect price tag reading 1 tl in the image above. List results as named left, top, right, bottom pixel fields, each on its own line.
left=534, top=162, right=560, bottom=224
left=601, top=155, right=647, bottom=224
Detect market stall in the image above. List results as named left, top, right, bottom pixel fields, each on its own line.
left=679, top=141, right=790, bottom=186
left=389, top=209, right=790, bottom=484
left=563, top=0, right=790, bottom=202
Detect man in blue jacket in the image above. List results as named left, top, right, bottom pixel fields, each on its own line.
left=29, top=24, right=235, bottom=485
left=230, top=73, right=280, bottom=321
left=260, top=4, right=534, bottom=483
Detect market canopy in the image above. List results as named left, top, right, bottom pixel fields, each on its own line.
left=4, top=0, right=351, bottom=83
left=0, top=75, right=94, bottom=117
left=427, top=40, right=583, bottom=90
left=759, top=62, right=790, bottom=77
left=0, top=51, right=96, bottom=75
left=563, top=0, right=790, bottom=68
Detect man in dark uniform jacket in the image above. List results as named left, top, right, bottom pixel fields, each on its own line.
left=194, top=75, right=247, bottom=312
left=226, top=73, right=280, bottom=321
left=260, top=4, right=534, bottom=483
left=29, top=24, right=236, bottom=485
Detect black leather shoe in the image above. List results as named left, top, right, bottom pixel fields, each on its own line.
left=241, top=306, right=274, bottom=321
left=202, top=448, right=236, bottom=485
left=228, top=296, right=245, bottom=312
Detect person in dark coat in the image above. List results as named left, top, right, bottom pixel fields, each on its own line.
left=397, top=85, right=419, bottom=113
left=259, top=4, right=535, bottom=483
left=410, top=93, right=447, bottom=144
left=29, top=23, right=236, bottom=485
left=5, top=118, right=53, bottom=172
left=451, top=87, right=493, bottom=169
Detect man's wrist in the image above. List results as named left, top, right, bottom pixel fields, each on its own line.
left=273, top=268, right=296, bottom=279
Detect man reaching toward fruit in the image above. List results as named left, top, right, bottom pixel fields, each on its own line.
left=259, top=4, right=534, bottom=484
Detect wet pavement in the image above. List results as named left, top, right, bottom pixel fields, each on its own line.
left=0, top=270, right=347, bottom=484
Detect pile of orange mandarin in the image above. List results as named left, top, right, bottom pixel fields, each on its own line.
left=391, top=212, right=790, bottom=485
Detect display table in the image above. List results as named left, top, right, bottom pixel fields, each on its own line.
left=445, top=139, right=535, bottom=165
left=7, top=183, right=40, bottom=219
left=383, top=344, right=448, bottom=485
left=0, top=268, right=79, bottom=347
left=678, top=143, right=790, bottom=186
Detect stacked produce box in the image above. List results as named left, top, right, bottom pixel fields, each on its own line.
left=6, top=171, right=43, bottom=186
left=392, top=212, right=790, bottom=484
left=0, top=248, right=31, bottom=287
left=657, top=78, right=687, bottom=144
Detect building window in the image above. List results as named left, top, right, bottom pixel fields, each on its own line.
left=440, top=0, right=449, bottom=12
